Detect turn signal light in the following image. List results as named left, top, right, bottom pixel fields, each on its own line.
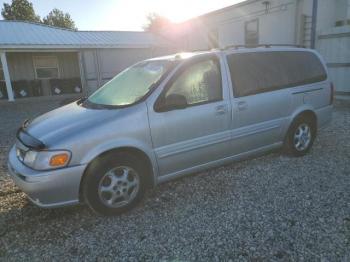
left=49, top=153, right=69, bottom=167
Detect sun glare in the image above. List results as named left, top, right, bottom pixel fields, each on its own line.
left=107, top=0, right=244, bottom=31
left=144, top=0, right=242, bottom=23
left=157, top=2, right=205, bottom=23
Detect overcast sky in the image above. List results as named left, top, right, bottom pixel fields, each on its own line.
left=0, top=0, right=243, bottom=31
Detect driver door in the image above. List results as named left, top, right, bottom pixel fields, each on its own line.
left=147, top=55, right=232, bottom=177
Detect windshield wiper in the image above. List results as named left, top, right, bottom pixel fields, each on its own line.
left=77, top=96, right=87, bottom=105
left=81, top=98, right=112, bottom=109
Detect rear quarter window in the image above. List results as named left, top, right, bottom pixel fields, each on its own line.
left=227, top=51, right=327, bottom=97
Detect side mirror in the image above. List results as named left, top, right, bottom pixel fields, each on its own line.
left=155, top=94, right=188, bottom=112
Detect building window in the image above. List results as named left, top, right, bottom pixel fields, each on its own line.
left=245, top=19, right=259, bottom=45
left=33, top=56, right=59, bottom=79
left=208, top=28, right=219, bottom=48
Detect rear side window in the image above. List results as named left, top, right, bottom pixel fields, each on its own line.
left=227, top=51, right=327, bottom=97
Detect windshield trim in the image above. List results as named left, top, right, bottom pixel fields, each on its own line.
left=82, top=60, right=179, bottom=110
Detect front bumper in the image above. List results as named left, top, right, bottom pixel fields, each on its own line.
left=7, top=146, right=87, bottom=208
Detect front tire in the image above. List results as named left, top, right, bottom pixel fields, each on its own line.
left=284, top=116, right=316, bottom=157
left=82, top=152, right=147, bottom=216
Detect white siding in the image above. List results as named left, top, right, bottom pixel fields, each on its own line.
left=7, top=52, right=80, bottom=81
left=328, top=67, right=350, bottom=93
left=171, top=0, right=299, bottom=50
left=317, top=26, right=350, bottom=93
left=98, top=48, right=152, bottom=82
left=82, top=48, right=155, bottom=94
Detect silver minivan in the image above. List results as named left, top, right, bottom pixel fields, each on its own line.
left=8, top=47, right=333, bottom=215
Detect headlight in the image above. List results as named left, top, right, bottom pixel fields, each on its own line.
left=23, top=150, right=71, bottom=170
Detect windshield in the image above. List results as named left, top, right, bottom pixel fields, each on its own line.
left=87, top=60, right=174, bottom=107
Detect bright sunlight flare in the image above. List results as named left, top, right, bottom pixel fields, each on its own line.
left=106, top=0, right=244, bottom=30
left=150, top=0, right=242, bottom=23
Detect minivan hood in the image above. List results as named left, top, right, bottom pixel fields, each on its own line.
left=26, top=102, right=118, bottom=146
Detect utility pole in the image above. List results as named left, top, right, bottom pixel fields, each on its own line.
left=310, top=0, right=318, bottom=49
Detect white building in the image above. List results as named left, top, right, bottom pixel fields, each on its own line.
left=163, top=0, right=350, bottom=94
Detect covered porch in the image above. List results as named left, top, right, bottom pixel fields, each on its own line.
left=0, top=21, right=174, bottom=102
left=0, top=50, right=85, bottom=101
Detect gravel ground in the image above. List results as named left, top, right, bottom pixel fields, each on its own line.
left=0, top=97, right=349, bottom=261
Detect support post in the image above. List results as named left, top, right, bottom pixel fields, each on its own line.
left=0, top=52, right=14, bottom=101
left=94, top=49, right=102, bottom=89
left=310, top=0, right=318, bottom=49
left=78, top=51, right=87, bottom=96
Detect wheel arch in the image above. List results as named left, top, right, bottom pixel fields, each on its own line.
left=291, top=109, right=318, bottom=127
left=79, top=146, right=156, bottom=203
left=285, top=109, right=318, bottom=143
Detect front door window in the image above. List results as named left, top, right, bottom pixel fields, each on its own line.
left=164, top=58, right=222, bottom=107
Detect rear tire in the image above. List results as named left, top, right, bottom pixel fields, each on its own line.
left=82, top=152, right=147, bottom=216
left=284, top=116, right=316, bottom=157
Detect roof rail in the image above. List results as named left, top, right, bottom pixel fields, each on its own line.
left=223, top=44, right=306, bottom=50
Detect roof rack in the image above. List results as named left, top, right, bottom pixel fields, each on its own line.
left=223, top=44, right=306, bottom=50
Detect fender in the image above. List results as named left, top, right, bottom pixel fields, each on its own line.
left=284, top=105, right=317, bottom=134
left=80, top=137, right=159, bottom=185
left=290, top=105, right=317, bottom=123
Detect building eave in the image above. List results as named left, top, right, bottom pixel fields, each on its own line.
left=0, top=44, right=159, bottom=51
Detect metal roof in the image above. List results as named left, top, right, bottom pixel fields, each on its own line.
left=0, top=20, right=168, bottom=49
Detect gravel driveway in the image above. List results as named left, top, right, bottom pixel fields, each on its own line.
left=0, top=97, right=349, bottom=261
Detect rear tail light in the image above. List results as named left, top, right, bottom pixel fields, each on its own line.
left=330, top=82, right=334, bottom=105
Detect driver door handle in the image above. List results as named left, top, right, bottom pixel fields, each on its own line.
left=215, top=104, right=228, bottom=115
left=237, top=101, right=248, bottom=111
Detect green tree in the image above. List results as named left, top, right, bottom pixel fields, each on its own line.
left=1, top=0, right=40, bottom=22
left=143, top=13, right=172, bottom=33
left=43, top=8, right=77, bottom=30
